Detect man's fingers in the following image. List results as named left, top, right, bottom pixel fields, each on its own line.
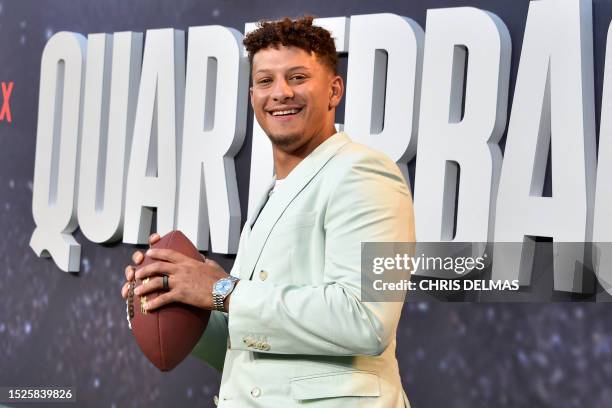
left=143, top=291, right=175, bottom=312
left=132, top=251, right=144, bottom=265
left=134, top=275, right=169, bottom=297
left=145, top=248, right=190, bottom=264
left=121, top=281, right=130, bottom=299
left=148, top=233, right=161, bottom=246
left=135, top=261, right=177, bottom=280
left=124, top=265, right=135, bottom=281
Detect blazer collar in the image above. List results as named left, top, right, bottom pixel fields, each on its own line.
left=240, top=132, right=350, bottom=280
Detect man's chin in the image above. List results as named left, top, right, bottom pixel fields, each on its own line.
left=267, top=132, right=302, bottom=149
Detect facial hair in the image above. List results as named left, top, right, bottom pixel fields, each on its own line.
left=267, top=131, right=303, bottom=149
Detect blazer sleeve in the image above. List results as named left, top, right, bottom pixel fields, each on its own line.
left=227, top=153, right=416, bottom=356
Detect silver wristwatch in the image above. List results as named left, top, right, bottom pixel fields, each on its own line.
left=212, top=276, right=240, bottom=312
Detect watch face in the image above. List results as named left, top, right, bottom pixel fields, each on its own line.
left=214, top=279, right=232, bottom=295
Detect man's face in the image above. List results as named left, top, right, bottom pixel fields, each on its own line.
left=250, top=45, right=343, bottom=152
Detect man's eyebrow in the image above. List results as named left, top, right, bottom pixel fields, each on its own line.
left=287, top=66, right=310, bottom=72
left=254, top=66, right=311, bottom=75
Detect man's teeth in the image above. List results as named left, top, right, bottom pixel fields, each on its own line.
left=272, top=109, right=300, bottom=116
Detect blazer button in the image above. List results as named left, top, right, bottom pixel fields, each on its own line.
left=259, top=270, right=268, bottom=281
left=250, top=387, right=262, bottom=398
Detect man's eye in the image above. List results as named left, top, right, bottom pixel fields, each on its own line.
left=291, top=75, right=306, bottom=81
left=257, top=78, right=271, bottom=85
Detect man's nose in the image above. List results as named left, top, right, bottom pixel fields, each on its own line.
left=271, top=79, right=294, bottom=101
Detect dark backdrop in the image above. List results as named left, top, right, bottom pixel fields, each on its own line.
left=0, top=1, right=611, bottom=407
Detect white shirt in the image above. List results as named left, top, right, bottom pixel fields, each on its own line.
left=269, top=178, right=285, bottom=196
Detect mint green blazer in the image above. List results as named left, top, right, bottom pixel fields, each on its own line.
left=192, top=132, right=415, bottom=407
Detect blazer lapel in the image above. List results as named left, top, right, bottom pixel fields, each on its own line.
left=239, top=132, right=350, bottom=280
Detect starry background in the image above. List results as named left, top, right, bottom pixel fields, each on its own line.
left=0, top=0, right=611, bottom=407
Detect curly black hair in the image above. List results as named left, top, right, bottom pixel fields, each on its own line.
left=243, top=16, right=338, bottom=74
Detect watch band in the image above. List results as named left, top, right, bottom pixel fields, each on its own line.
left=213, top=292, right=225, bottom=311
left=212, top=276, right=239, bottom=312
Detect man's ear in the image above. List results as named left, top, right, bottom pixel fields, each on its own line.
left=329, top=75, right=344, bottom=109
left=249, top=86, right=254, bottom=106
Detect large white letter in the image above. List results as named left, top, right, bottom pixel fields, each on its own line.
left=245, top=17, right=349, bottom=219
left=176, top=26, right=248, bottom=253
left=123, top=29, right=185, bottom=243
left=493, top=0, right=596, bottom=293
left=414, top=7, right=511, bottom=245
left=344, top=13, right=423, bottom=186
left=593, top=22, right=612, bottom=295
left=78, top=32, right=142, bottom=243
left=30, top=32, right=86, bottom=272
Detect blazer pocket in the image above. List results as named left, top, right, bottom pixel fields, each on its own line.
left=270, top=211, right=317, bottom=237
left=290, top=370, right=380, bottom=401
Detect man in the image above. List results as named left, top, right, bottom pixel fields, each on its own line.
left=121, top=16, right=415, bottom=407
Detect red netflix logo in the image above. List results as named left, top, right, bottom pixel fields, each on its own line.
left=0, top=81, right=13, bottom=123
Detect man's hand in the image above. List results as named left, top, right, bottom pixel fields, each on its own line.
left=121, top=233, right=161, bottom=301
left=120, top=233, right=234, bottom=312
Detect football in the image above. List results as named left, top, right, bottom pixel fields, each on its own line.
left=128, top=230, right=211, bottom=372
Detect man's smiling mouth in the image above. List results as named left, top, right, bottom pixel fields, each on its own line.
left=269, top=107, right=303, bottom=117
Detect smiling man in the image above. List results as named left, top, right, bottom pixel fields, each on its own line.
left=121, top=16, right=415, bottom=407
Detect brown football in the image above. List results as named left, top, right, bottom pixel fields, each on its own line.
left=128, top=230, right=210, bottom=372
